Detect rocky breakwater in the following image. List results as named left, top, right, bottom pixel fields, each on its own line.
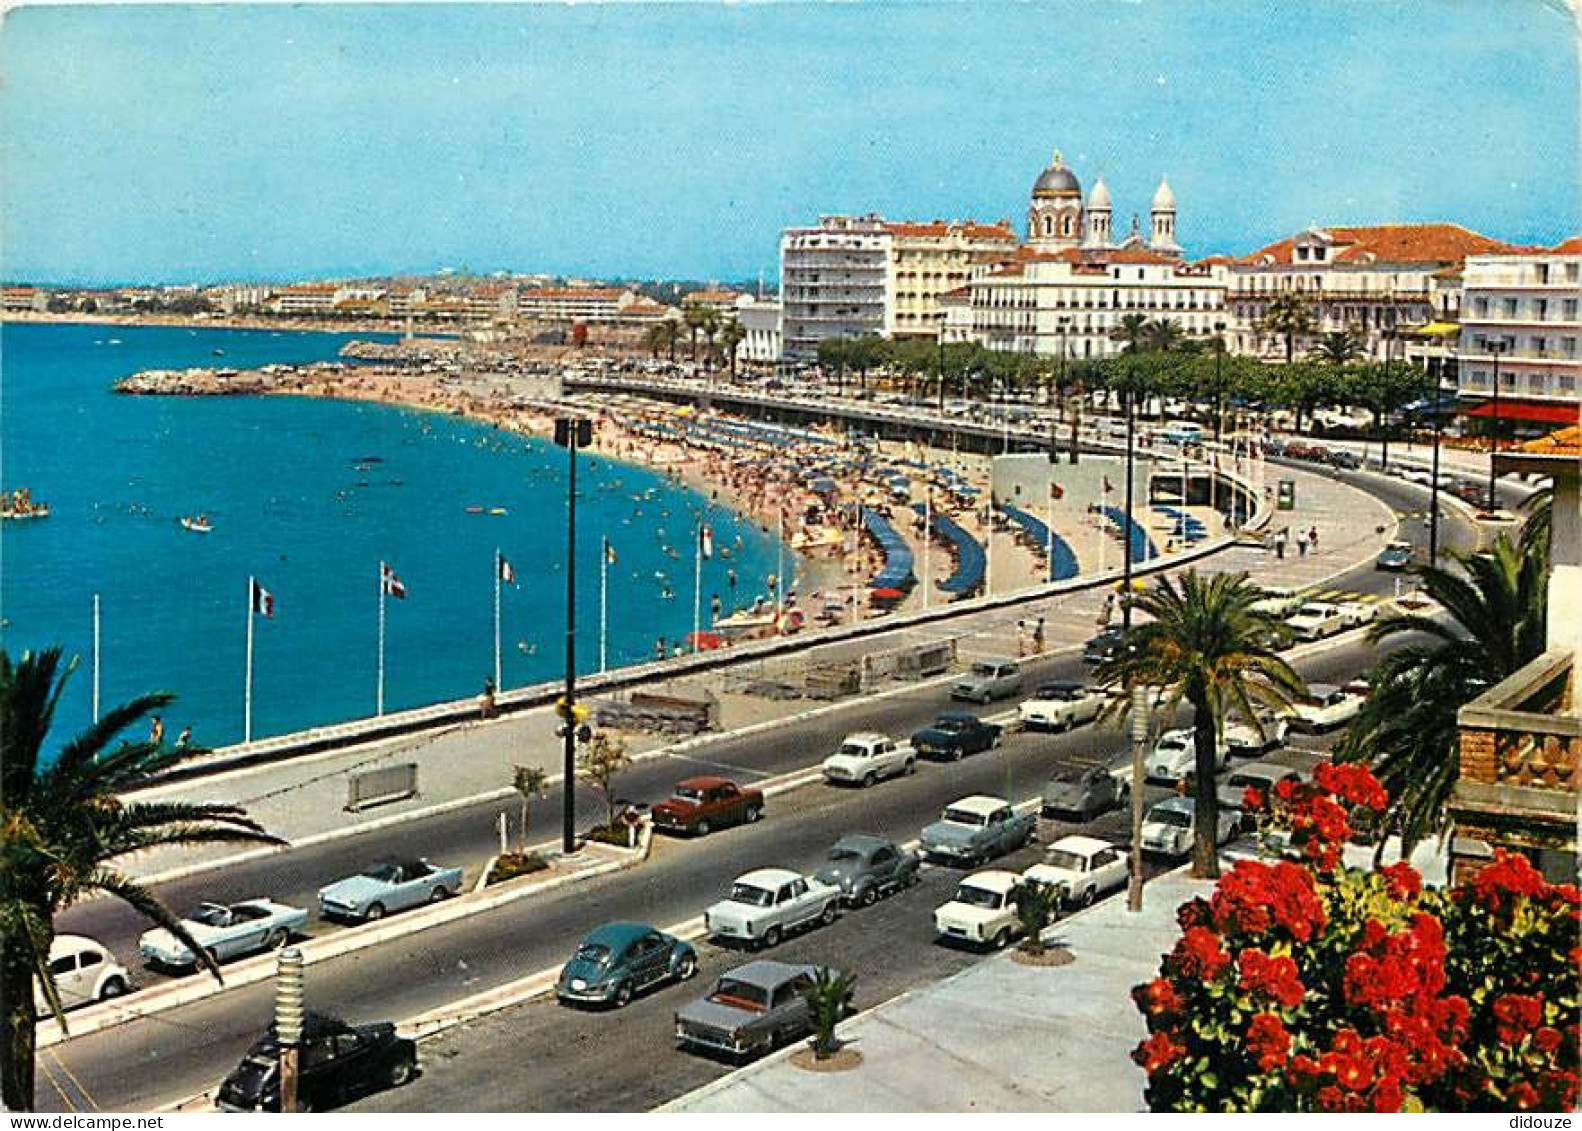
left=114, top=362, right=345, bottom=396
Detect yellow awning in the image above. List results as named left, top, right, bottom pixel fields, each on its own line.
left=1405, top=321, right=1461, bottom=339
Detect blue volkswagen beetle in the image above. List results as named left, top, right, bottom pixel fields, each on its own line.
left=555, top=923, right=698, bottom=1008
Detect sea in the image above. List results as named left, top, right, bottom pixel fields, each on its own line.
left=0, top=322, right=783, bottom=753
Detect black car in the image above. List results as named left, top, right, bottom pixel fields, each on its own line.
left=217, top=1013, right=416, bottom=1112
left=910, top=713, right=1001, bottom=760
left=1083, top=629, right=1127, bottom=664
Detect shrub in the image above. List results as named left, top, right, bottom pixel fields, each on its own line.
left=486, top=851, right=549, bottom=885
left=1132, top=761, right=1579, bottom=1112
left=1010, top=878, right=1060, bottom=955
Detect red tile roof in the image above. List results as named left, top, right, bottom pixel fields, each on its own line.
left=1551, top=236, right=1582, bottom=255
left=523, top=287, right=625, bottom=301
left=688, top=289, right=742, bottom=304
left=1237, top=224, right=1513, bottom=268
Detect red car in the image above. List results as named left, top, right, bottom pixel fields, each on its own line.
left=650, top=777, right=764, bottom=837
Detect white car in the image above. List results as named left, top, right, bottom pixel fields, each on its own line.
left=35, top=936, right=131, bottom=1015
left=1018, top=682, right=1107, bottom=732
left=704, top=868, right=841, bottom=948
left=1290, top=683, right=1366, bottom=732
left=1223, top=714, right=1289, bottom=756
left=1285, top=601, right=1368, bottom=641
left=1145, top=727, right=1228, bottom=783
left=933, top=870, right=1021, bottom=949
left=1217, top=762, right=1303, bottom=814
left=1022, top=836, right=1129, bottom=910
left=1141, top=797, right=1241, bottom=858
left=821, top=732, right=913, bottom=787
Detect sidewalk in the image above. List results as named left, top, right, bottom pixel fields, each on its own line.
left=118, top=458, right=1394, bottom=882
left=660, top=868, right=1209, bottom=1113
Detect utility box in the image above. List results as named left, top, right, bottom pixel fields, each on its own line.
left=1277, top=479, right=1296, bottom=511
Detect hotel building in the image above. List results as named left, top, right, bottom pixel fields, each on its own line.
left=1456, top=239, right=1582, bottom=409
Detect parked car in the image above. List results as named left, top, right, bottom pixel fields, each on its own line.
left=1375, top=540, right=1415, bottom=571
left=1040, top=763, right=1128, bottom=819
left=1141, top=797, right=1240, bottom=858
left=216, top=1013, right=416, bottom=1112
left=704, top=868, right=840, bottom=948
left=674, top=960, right=823, bottom=1061
left=950, top=658, right=1024, bottom=703
left=1249, top=586, right=1305, bottom=619
left=821, top=732, right=913, bottom=787
left=139, top=899, right=310, bottom=969
left=555, top=922, right=697, bottom=1008
left=919, top=795, right=1036, bottom=865
left=1285, top=601, right=1370, bottom=641
left=1018, top=681, right=1107, bottom=732
left=318, top=860, right=462, bottom=923
left=910, top=712, right=1001, bottom=760
left=1217, top=762, right=1304, bottom=815
left=933, top=870, right=1022, bottom=949
left=1289, top=683, right=1367, bottom=732
left=814, top=834, right=920, bottom=906
left=1223, top=713, right=1290, bottom=756
left=35, top=936, right=130, bottom=1014
left=1082, top=628, right=1127, bottom=664
left=1145, top=727, right=1228, bottom=783
left=1022, top=835, right=1129, bottom=909
left=1329, top=450, right=1362, bottom=470
left=649, top=776, right=764, bottom=836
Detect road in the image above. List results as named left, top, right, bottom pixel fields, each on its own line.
left=34, top=470, right=1478, bottom=1112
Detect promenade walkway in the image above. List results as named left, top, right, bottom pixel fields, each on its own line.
left=117, top=459, right=1396, bottom=882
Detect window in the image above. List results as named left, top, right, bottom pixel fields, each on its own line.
left=1503, top=298, right=1519, bottom=318
left=79, top=951, right=102, bottom=969
left=50, top=956, right=76, bottom=976
left=1474, top=297, right=1488, bottom=317
left=1537, top=299, right=1549, bottom=320
left=1565, top=300, right=1578, bottom=321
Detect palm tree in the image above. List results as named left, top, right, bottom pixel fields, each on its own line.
left=717, top=317, right=747, bottom=381
left=1095, top=572, right=1305, bottom=879
left=699, top=307, right=721, bottom=370
left=1010, top=878, right=1060, bottom=955
left=642, top=321, right=671, bottom=360
left=1339, top=534, right=1548, bottom=853
left=1262, top=292, right=1313, bottom=363
left=1310, top=329, right=1364, bottom=365
left=1, top=648, right=280, bottom=1111
left=681, top=300, right=709, bottom=363
left=1110, top=313, right=1151, bottom=355
left=801, top=967, right=857, bottom=1060
left=1142, top=318, right=1188, bottom=354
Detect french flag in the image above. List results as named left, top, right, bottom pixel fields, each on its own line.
left=252, top=579, right=274, bottom=618
left=381, top=563, right=407, bottom=599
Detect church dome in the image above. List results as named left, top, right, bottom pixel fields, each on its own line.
left=1152, top=177, right=1176, bottom=210
left=1088, top=176, right=1112, bottom=209
left=1033, top=154, right=1082, bottom=198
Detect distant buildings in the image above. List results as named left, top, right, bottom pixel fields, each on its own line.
left=886, top=219, right=1018, bottom=340
left=1, top=286, right=48, bottom=312
left=733, top=295, right=782, bottom=362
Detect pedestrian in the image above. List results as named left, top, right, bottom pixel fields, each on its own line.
left=149, top=715, right=164, bottom=747
left=710, top=593, right=722, bottom=623
left=479, top=676, right=496, bottom=721
left=175, top=725, right=192, bottom=749
left=1308, top=525, right=1319, bottom=552
left=654, top=636, right=667, bottom=661
left=1274, top=531, right=1287, bottom=560
left=1033, top=617, right=1045, bottom=654
left=727, top=568, right=737, bottom=590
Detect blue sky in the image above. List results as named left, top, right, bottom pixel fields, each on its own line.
left=2, top=1, right=1577, bottom=285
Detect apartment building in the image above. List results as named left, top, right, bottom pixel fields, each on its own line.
left=1457, top=239, right=1582, bottom=408
left=1, top=286, right=49, bottom=313
left=779, top=214, right=893, bottom=361
left=733, top=294, right=782, bottom=362
left=1227, top=224, right=1511, bottom=360
left=268, top=283, right=340, bottom=316
left=886, top=220, right=1018, bottom=340
left=518, top=287, right=638, bottom=323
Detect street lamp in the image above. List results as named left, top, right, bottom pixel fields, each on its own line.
left=553, top=415, right=592, bottom=854
left=1122, top=373, right=1137, bottom=632
left=1378, top=327, right=1398, bottom=475
left=1425, top=352, right=1449, bottom=566
left=1486, top=338, right=1509, bottom=510
left=1212, top=319, right=1227, bottom=443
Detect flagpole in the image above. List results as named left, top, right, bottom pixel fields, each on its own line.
left=245, top=576, right=256, bottom=743
left=494, top=549, right=503, bottom=691
left=91, top=593, right=101, bottom=723
left=692, top=516, right=703, bottom=654
left=774, top=509, right=785, bottom=623
left=377, top=561, right=386, bottom=717
left=922, top=489, right=932, bottom=610
left=599, top=536, right=609, bottom=673
left=985, top=501, right=994, bottom=597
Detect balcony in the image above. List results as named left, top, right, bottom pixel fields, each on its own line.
left=1451, top=649, right=1579, bottom=882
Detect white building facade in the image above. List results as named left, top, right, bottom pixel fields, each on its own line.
left=1227, top=224, right=1511, bottom=360
left=965, top=249, right=1229, bottom=359
left=780, top=215, right=893, bottom=361
left=733, top=295, right=782, bottom=362
left=1457, top=239, right=1582, bottom=405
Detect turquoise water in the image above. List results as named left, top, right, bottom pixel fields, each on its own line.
left=1, top=322, right=780, bottom=751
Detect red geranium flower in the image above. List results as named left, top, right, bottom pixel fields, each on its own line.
left=1133, top=1030, right=1187, bottom=1073
left=1380, top=861, right=1422, bottom=900
left=1246, top=1012, right=1291, bottom=1072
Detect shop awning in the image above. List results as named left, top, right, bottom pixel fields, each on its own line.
left=1463, top=399, right=1581, bottom=425
left=1405, top=321, right=1461, bottom=338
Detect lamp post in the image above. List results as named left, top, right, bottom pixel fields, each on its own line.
left=1127, top=684, right=1150, bottom=913
left=1378, top=328, right=1397, bottom=475
left=1426, top=352, right=1448, bottom=566
left=553, top=415, right=591, bottom=855
left=1122, top=376, right=1137, bottom=633
left=1486, top=339, right=1509, bottom=510
left=1212, top=319, right=1227, bottom=442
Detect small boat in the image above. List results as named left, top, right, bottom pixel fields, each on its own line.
left=1, top=488, right=49, bottom=521
left=180, top=515, right=213, bottom=534
left=465, top=505, right=485, bottom=514
left=488, top=507, right=508, bottom=516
